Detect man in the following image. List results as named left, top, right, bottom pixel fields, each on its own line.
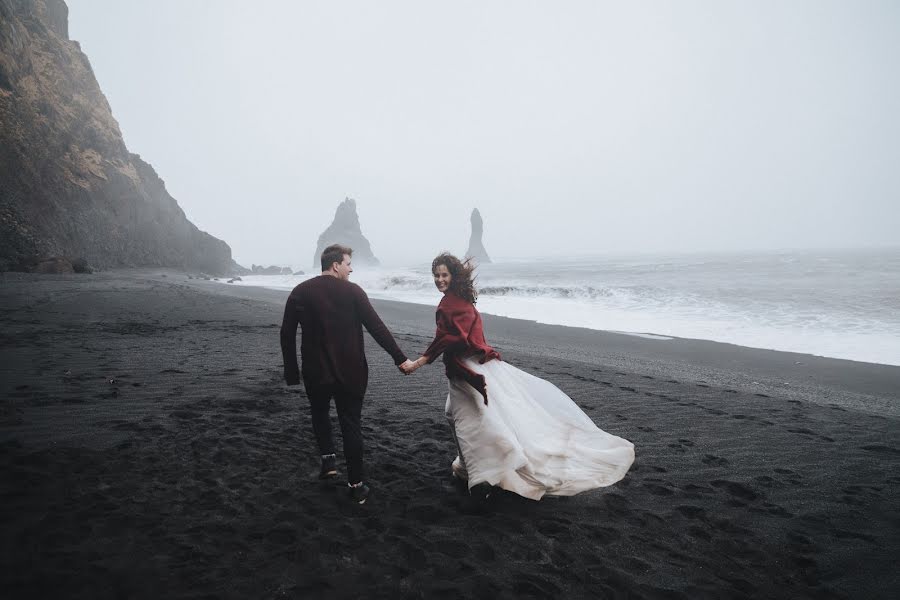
left=280, top=244, right=415, bottom=504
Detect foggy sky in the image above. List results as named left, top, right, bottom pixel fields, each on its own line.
left=66, top=1, right=900, bottom=267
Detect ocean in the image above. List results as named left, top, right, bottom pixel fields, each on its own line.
left=228, top=248, right=900, bottom=366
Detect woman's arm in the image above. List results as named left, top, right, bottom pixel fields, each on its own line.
left=406, top=355, right=430, bottom=373
left=421, top=304, right=477, bottom=363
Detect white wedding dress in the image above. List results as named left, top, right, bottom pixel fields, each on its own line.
left=445, top=358, right=635, bottom=500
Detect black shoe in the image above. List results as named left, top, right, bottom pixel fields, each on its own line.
left=349, top=482, right=370, bottom=505
left=470, top=482, right=492, bottom=501
left=459, top=483, right=492, bottom=514
left=318, top=455, right=338, bottom=480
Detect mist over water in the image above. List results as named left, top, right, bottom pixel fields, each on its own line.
left=229, top=247, right=900, bottom=366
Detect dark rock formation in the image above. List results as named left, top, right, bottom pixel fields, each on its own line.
left=71, top=257, right=92, bottom=273
left=250, top=264, right=291, bottom=275
left=0, top=0, right=243, bottom=275
left=30, top=256, right=73, bottom=273
left=465, top=208, right=491, bottom=263
left=312, top=198, right=379, bottom=268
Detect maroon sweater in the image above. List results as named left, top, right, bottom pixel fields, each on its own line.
left=423, top=292, right=501, bottom=404
left=280, top=275, right=407, bottom=396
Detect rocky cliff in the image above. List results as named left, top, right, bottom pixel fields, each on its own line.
left=312, top=198, right=379, bottom=268
left=465, top=208, right=491, bottom=263
left=0, top=0, right=241, bottom=274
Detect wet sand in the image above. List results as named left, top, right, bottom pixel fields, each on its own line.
left=1, top=270, right=898, bottom=599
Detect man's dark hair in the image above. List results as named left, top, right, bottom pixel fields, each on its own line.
left=321, top=244, right=353, bottom=272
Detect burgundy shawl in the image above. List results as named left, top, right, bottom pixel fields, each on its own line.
left=423, top=292, right=501, bottom=404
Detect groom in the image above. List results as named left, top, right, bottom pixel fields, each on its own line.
left=280, top=244, right=415, bottom=504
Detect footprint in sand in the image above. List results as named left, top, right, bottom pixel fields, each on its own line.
left=675, top=505, right=706, bottom=519
left=687, top=525, right=711, bottom=540
left=711, top=480, right=758, bottom=501
left=732, top=414, right=758, bottom=421
left=666, top=438, right=695, bottom=453
left=537, top=520, right=571, bottom=536
left=860, top=444, right=900, bottom=455
left=701, top=454, right=729, bottom=467
left=551, top=548, right=575, bottom=566
left=762, top=504, right=794, bottom=517
left=787, top=428, right=817, bottom=437
left=587, top=525, right=621, bottom=545
left=643, top=482, right=675, bottom=496
left=621, top=556, right=652, bottom=574
left=603, top=493, right=629, bottom=514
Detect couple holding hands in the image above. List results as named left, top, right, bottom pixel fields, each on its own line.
left=280, top=245, right=634, bottom=505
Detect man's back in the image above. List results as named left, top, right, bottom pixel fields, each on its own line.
left=280, top=275, right=405, bottom=396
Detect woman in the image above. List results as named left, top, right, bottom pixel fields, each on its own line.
left=405, top=253, right=635, bottom=501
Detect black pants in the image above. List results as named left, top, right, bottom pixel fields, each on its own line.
left=305, top=382, right=365, bottom=484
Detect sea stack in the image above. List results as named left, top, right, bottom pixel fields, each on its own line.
left=312, top=198, right=380, bottom=268
left=465, top=208, right=491, bottom=263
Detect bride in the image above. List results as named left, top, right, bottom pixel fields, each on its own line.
left=403, top=253, right=635, bottom=501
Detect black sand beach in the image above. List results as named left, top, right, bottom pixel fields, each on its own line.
left=2, top=271, right=898, bottom=599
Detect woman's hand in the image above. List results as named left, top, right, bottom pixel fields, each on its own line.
left=400, top=356, right=428, bottom=375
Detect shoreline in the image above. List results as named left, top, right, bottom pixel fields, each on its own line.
left=227, top=275, right=900, bottom=368
left=224, top=250, right=900, bottom=369
left=188, top=273, right=900, bottom=417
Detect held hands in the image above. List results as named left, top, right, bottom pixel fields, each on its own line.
left=399, top=357, right=426, bottom=375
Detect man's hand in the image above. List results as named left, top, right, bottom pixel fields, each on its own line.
left=399, top=359, right=417, bottom=375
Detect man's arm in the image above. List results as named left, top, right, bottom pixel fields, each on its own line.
left=353, top=285, right=408, bottom=365
left=279, top=293, right=302, bottom=385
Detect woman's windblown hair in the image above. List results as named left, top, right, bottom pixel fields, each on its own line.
left=432, top=253, right=478, bottom=304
